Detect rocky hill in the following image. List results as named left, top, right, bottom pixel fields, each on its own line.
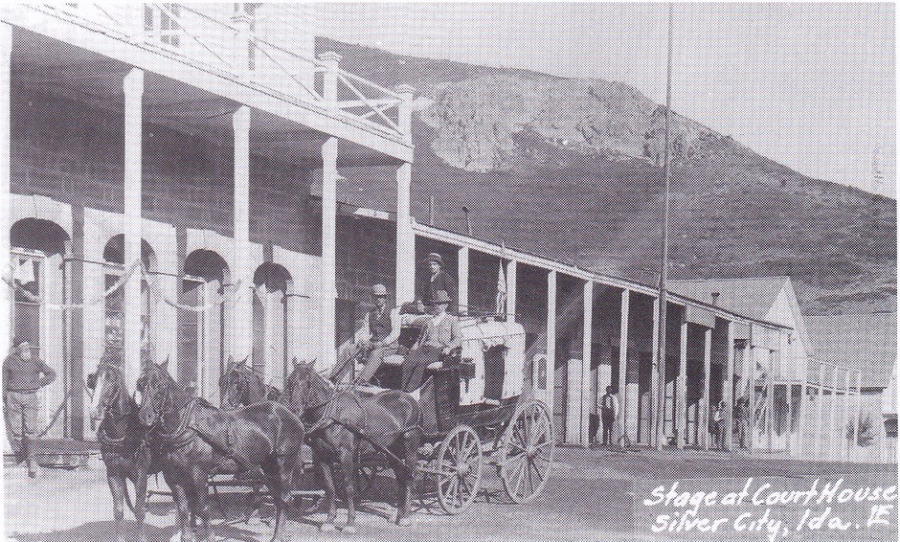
left=321, top=38, right=896, bottom=315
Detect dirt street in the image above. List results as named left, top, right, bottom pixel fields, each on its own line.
left=5, top=447, right=897, bottom=542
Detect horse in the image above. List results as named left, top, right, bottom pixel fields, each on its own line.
left=88, top=360, right=162, bottom=542
left=219, top=356, right=281, bottom=409
left=137, top=360, right=305, bottom=542
left=281, top=359, right=422, bottom=533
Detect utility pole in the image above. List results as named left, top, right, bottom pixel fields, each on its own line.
left=654, top=4, right=674, bottom=450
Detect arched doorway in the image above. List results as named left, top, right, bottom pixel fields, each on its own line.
left=253, top=263, right=293, bottom=384
left=10, top=218, right=71, bottom=437
left=180, top=250, right=230, bottom=400
left=102, top=235, right=155, bottom=362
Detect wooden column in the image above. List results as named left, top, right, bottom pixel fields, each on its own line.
left=768, top=348, right=776, bottom=452
left=676, top=315, right=688, bottom=449
left=649, top=296, right=660, bottom=448
left=579, top=280, right=593, bottom=447
left=748, top=325, right=757, bottom=451
left=844, top=368, right=852, bottom=461
left=853, top=370, right=862, bottom=461
left=816, top=364, right=826, bottom=461
left=394, top=84, right=416, bottom=305
left=123, top=68, right=144, bottom=386
left=618, top=289, right=630, bottom=447
left=546, top=271, right=557, bottom=427
left=0, top=23, right=11, bottom=368
left=457, top=246, right=469, bottom=314
left=798, top=356, right=809, bottom=457
left=786, top=382, right=793, bottom=454
left=506, top=259, right=517, bottom=322
left=231, top=106, right=253, bottom=363
left=320, top=137, right=338, bottom=372
left=701, top=327, right=712, bottom=450
left=830, top=365, right=839, bottom=460
left=723, top=321, right=735, bottom=451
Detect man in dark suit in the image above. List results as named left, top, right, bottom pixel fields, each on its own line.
left=355, top=284, right=403, bottom=383
left=421, top=252, right=456, bottom=312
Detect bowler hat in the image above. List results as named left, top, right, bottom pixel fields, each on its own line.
left=372, top=284, right=388, bottom=296
left=431, top=290, right=452, bottom=304
left=422, top=253, right=444, bottom=266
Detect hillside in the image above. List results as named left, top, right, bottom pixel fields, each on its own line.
left=321, top=38, right=897, bottom=315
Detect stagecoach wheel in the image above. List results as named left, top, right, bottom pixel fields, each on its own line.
left=435, top=425, right=483, bottom=515
left=499, top=400, right=555, bottom=504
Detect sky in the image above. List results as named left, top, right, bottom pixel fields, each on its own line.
left=315, top=3, right=896, bottom=197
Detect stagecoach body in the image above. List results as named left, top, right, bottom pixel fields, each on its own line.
left=364, top=315, right=555, bottom=515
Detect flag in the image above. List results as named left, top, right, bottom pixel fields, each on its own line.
left=496, top=260, right=507, bottom=315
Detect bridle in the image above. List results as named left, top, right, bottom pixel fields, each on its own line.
left=221, top=365, right=253, bottom=409
left=285, top=368, right=334, bottom=420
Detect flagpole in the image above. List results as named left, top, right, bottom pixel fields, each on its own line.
left=654, top=3, right=674, bottom=450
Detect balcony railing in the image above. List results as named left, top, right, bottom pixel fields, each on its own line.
left=34, top=3, right=413, bottom=142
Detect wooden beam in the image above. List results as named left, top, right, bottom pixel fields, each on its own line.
left=320, top=136, right=338, bottom=372
left=546, top=270, right=557, bottom=437
left=830, top=365, right=839, bottom=461
left=724, top=321, right=735, bottom=451
left=232, top=105, right=253, bottom=364
left=816, top=364, right=825, bottom=461
left=748, top=325, right=757, bottom=451
left=701, top=327, right=712, bottom=450
left=768, top=349, right=776, bottom=452
left=581, top=280, right=593, bottom=447
left=650, top=296, right=660, bottom=448
left=395, top=162, right=414, bottom=304
left=676, top=316, right=687, bottom=449
left=506, top=259, right=517, bottom=322
left=618, top=289, right=630, bottom=447
left=123, top=67, right=143, bottom=387
left=457, top=246, right=469, bottom=314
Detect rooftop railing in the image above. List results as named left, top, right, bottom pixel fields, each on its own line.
left=36, top=3, right=414, bottom=143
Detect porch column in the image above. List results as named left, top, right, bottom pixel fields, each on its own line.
left=723, top=321, right=735, bottom=451
left=546, top=271, right=557, bottom=422
left=786, top=381, right=793, bottom=454
left=830, top=365, right=839, bottom=460
left=768, top=348, right=776, bottom=452
left=457, top=246, right=469, bottom=314
left=649, top=296, right=660, bottom=448
left=578, top=280, right=593, bottom=447
left=232, top=106, right=253, bottom=363
left=748, top=325, right=757, bottom=450
left=395, top=163, right=414, bottom=304
left=844, top=368, right=852, bottom=461
left=320, top=136, right=338, bottom=372
left=0, top=23, right=11, bottom=365
left=676, top=315, right=688, bottom=449
left=701, top=326, right=712, bottom=450
left=853, top=370, right=862, bottom=461
left=798, top=357, right=809, bottom=456
left=617, top=289, right=630, bottom=446
left=816, top=364, right=825, bottom=460
left=123, top=68, right=144, bottom=386
left=506, top=259, right=517, bottom=322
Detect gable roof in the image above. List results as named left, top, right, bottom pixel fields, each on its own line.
left=805, top=313, right=897, bottom=390
left=669, top=277, right=790, bottom=322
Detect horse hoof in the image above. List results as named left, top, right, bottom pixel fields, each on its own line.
left=342, top=525, right=357, bottom=535
left=397, top=517, right=412, bottom=527
left=320, top=523, right=337, bottom=533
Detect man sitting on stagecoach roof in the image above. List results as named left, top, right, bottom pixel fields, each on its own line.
left=401, top=290, right=461, bottom=392
left=355, top=283, right=404, bottom=383
left=421, top=253, right=457, bottom=313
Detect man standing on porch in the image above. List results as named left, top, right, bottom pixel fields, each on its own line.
left=598, top=386, right=619, bottom=446
left=3, top=337, right=56, bottom=477
left=421, top=253, right=456, bottom=313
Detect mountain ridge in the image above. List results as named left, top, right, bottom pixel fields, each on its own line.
left=320, top=37, right=896, bottom=315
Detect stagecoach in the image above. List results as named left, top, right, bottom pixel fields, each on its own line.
left=356, top=314, right=556, bottom=515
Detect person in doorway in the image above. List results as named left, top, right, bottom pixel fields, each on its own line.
left=420, top=253, right=456, bottom=313
left=712, top=400, right=728, bottom=450
left=355, top=284, right=404, bottom=384
left=3, top=337, right=56, bottom=477
left=401, top=291, right=461, bottom=391
left=734, top=396, right=750, bottom=449
left=598, top=386, right=619, bottom=446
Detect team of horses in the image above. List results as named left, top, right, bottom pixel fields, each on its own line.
left=87, top=355, right=423, bottom=542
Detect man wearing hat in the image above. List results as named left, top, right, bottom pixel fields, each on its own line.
left=401, top=290, right=461, bottom=391
left=3, top=337, right=55, bottom=477
left=354, top=283, right=404, bottom=383
left=421, top=253, right=456, bottom=313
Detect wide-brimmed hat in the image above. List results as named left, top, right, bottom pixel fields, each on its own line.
left=12, top=337, right=28, bottom=348
left=431, top=290, right=451, bottom=304
left=371, top=284, right=388, bottom=296
left=422, top=252, right=444, bottom=266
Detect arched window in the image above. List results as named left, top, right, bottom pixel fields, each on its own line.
left=10, top=218, right=71, bottom=437
left=102, top=235, right=155, bottom=361
left=180, top=250, right=230, bottom=398
left=253, top=263, right=293, bottom=383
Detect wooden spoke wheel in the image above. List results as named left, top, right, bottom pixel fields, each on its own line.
left=499, top=400, right=555, bottom=503
left=435, top=424, right=483, bottom=515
